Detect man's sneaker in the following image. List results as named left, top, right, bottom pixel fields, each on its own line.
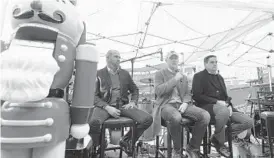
left=172, top=149, right=187, bottom=158
left=186, top=145, right=200, bottom=158
left=119, top=139, right=133, bottom=156
left=232, top=137, right=246, bottom=146
left=211, top=136, right=231, bottom=158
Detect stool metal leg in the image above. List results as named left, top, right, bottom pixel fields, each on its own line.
left=203, top=128, right=208, bottom=158
left=167, top=131, right=172, bottom=158
left=119, top=127, right=124, bottom=158
left=208, top=125, right=212, bottom=154
left=268, top=136, right=273, bottom=158
left=167, top=123, right=172, bottom=158
left=181, top=126, right=184, bottom=149
left=132, top=124, right=137, bottom=158
left=100, top=125, right=106, bottom=158
left=227, top=121, right=233, bottom=158
left=267, top=120, right=273, bottom=158
left=262, top=139, right=265, bottom=154
left=181, top=126, right=186, bottom=157
left=155, top=135, right=159, bottom=158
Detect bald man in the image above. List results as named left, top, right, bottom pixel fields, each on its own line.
left=89, top=50, right=153, bottom=156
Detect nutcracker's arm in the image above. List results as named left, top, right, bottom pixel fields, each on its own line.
left=70, top=23, right=98, bottom=139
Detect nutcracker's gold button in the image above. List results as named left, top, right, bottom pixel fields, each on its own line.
left=58, top=55, right=66, bottom=62
left=61, top=44, right=68, bottom=52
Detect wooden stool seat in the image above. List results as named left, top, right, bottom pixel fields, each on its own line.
left=156, top=117, right=194, bottom=158
left=98, top=117, right=137, bottom=158
left=103, top=117, right=135, bottom=127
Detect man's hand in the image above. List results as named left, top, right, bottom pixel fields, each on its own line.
left=178, top=102, right=188, bottom=114
left=174, top=71, right=184, bottom=81
left=105, top=106, right=121, bottom=118
left=122, top=102, right=135, bottom=110
left=216, top=100, right=227, bottom=106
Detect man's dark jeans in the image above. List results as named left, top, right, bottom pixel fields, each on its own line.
left=161, top=103, right=210, bottom=151
left=89, top=106, right=153, bottom=146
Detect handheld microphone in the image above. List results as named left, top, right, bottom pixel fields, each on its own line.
left=175, top=69, right=183, bottom=82
left=226, top=97, right=232, bottom=107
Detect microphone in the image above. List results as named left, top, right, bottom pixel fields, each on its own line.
left=226, top=97, right=232, bottom=107
left=175, top=69, right=183, bottom=82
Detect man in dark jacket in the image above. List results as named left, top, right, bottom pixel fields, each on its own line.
left=192, top=55, right=253, bottom=157
left=89, top=50, right=153, bottom=156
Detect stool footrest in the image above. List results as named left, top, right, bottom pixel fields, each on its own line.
left=105, top=146, right=121, bottom=151
left=104, top=123, right=135, bottom=128
left=99, top=117, right=137, bottom=158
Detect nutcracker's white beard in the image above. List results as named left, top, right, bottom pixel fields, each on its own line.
left=0, top=41, right=60, bottom=103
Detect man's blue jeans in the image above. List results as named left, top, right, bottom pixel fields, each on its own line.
left=212, top=104, right=254, bottom=144
left=89, top=106, right=153, bottom=146
left=161, top=103, right=210, bottom=151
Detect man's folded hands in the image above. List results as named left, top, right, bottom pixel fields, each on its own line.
left=178, top=102, right=189, bottom=114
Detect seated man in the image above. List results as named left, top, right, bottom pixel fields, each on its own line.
left=89, top=50, right=153, bottom=156
left=152, top=51, right=210, bottom=158
left=192, top=55, right=254, bottom=157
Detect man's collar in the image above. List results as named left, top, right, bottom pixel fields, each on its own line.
left=167, top=68, right=178, bottom=74
left=107, top=66, right=120, bottom=75
left=205, top=69, right=218, bottom=75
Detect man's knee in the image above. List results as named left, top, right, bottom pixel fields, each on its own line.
left=215, top=106, right=230, bottom=118
left=244, top=117, right=254, bottom=129
left=142, top=115, right=153, bottom=128
left=201, top=111, right=210, bottom=125
left=167, top=113, right=182, bottom=125
left=89, top=119, right=102, bottom=132
left=162, top=107, right=182, bottom=125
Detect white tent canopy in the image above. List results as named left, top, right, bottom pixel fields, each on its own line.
left=1, top=0, right=274, bottom=79
left=75, top=0, right=274, bottom=74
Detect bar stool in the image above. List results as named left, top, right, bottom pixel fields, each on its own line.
left=202, top=119, right=233, bottom=158
left=256, top=91, right=274, bottom=156
left=261, top=111, right=274, bottom=158
left=155, top=117, right=194, bottom=158
left=98, top=117, right=137, bottom=158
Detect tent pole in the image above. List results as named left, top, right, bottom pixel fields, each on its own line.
left=180, top=52, right=185, bottom=73
left=131, top=59, right=134, bottom=78
left=267, top=56, right=272, bottom=91
left=269, top=67, right=272, bottom=91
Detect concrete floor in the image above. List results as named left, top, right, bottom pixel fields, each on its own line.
left=65, top=136, right=273, bottom=158
left=103, top=140, right=273, bottom=158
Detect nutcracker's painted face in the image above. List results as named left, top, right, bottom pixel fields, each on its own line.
left=0, top=0, right=83, bottom=103
left=10, top=0, right=83, bottom=45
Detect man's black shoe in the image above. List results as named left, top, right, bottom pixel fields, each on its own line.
left=92, top=139, right=108, bottom=156
left=186, top=145, right=200, bottom=158
left=119, top=139, right=133, bottom=156
left=211, top=136, right=231, bottom=157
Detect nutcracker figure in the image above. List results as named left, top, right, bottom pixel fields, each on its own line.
left=0, top=0, right=98, bottom=158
